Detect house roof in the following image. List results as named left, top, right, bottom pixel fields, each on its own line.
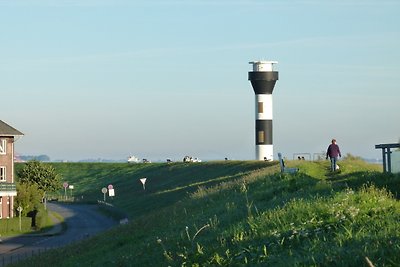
left=0, top=120, right=24, bottom=136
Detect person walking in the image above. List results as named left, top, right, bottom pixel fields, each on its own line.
left=326, top=139, right=341, bottom=171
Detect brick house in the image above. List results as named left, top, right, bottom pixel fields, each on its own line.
left=0, top=120, right=23, bottom=219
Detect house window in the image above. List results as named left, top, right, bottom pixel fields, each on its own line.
left=0, top=167, right=5, bottom=181
left=258, top=102, right=264, bottom=113
left=0, top=139, right=6, bottom=154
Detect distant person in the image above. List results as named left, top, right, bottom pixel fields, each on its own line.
left=326, top=139, right=342, bottom=171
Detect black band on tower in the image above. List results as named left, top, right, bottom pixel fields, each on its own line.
left=256, top=120, right=272, bottom=145
left=248, top=71, right=279, bottom=94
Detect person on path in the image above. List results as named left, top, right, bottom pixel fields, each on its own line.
left=326, top=139, right=341, bottom=171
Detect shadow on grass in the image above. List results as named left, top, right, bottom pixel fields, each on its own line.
left=328, top=171, right=400, bottom=198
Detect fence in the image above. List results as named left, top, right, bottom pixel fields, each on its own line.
left=0, top=183, right=16, bottom=193
left=0, top=246, right=56, bottom=267
left=291, top=153, right=326, bottom=161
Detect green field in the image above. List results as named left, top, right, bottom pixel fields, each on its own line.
left=10, top=158, right=400, bottom=266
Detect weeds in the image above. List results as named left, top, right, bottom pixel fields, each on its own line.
left=158, top=175, right=400, bottom=266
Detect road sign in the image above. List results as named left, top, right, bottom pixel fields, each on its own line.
left=108, top=184, right=113, bottom=189
left=101, top=187, right=107, bottom=201
left=63, top=182, right=69, bottom=188
left=140, top=177, right=147, bottom=190
left=108, top=188, right=115, bottom=197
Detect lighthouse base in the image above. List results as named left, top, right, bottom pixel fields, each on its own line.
left=256, top=145, right=273, bottom=161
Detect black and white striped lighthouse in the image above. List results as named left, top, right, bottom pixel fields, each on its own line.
left=248, top=61, right=279, bottom=161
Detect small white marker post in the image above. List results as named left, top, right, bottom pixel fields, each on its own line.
left=17, top=206, right=23, bottom=231
left=140, top=178, right=147, bottom=190
left=101, top=187, right=107, bottom=202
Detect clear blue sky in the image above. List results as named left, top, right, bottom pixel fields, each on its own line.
left=1, top=0, right=399, bottom=161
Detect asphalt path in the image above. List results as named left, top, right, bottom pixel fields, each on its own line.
left=0, top=202, right=119, bottom=266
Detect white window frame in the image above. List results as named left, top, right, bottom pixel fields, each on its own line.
left=0, top=139, right=6, bottom=154
left=0, top=166, right=5, bottom=181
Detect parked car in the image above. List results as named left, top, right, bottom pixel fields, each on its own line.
left=183, top=156, right=201, bottom=163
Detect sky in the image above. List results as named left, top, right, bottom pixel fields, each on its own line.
left=1, top=0, right=399, bottom=162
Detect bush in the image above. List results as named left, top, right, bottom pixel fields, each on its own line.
left=15, top=182, right=42, bottom=217
left=27, top=204, right=47, bottom=230
left=34, top=207, right=48, bottom=230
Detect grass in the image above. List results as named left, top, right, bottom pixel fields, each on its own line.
left=8, top=159, right=400, bottom=266
left=0, top=208, right=56, bottom=236
left=40, top=161, right=276, bottom=219
left=0, top=217, right=33, bottom=235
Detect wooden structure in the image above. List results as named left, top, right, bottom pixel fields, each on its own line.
left=375, top=143, right=400, bottom=173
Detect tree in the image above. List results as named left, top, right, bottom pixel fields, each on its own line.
left=17, top=160, right=62, bottom=193
left=14, top=182, right=42, bottom=216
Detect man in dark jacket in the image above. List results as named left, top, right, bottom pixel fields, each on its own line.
left=326, top=139, right=341, bottom=171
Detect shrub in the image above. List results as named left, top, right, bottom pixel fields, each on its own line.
left=34, top=205, right=48, bottom=230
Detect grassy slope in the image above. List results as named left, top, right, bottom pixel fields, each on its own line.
left=12, top=159, right=400, bottom=266
left=49, top=161, right=276, bottom=219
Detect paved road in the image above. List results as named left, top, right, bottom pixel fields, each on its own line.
left=0, top=202, right=119, bottom=266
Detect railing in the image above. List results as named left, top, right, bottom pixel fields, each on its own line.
left=0, top=182, right=16, bottom=192
left=1, top=246, right=56, bottom=267
left=375, top=143, right=400, bottom=173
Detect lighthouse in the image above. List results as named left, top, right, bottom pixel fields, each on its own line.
left=248, top=61, right=279, bottom=161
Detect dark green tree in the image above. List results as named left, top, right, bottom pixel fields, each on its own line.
left=17, top=160, right=61, bottom=193
left=17, top=160, right=62, bottom=210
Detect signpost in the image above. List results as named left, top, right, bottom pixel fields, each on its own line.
left=69, top=185, right=74, bottom=198
left=63, top=182, right=69, bottom=200
left=140, top=178, right=147, bottom=190
left=44, top=191, right=47, bottom=210
left=101, top=187, right=107, bottom=202
left=17, top=206, right=23, bottom=231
